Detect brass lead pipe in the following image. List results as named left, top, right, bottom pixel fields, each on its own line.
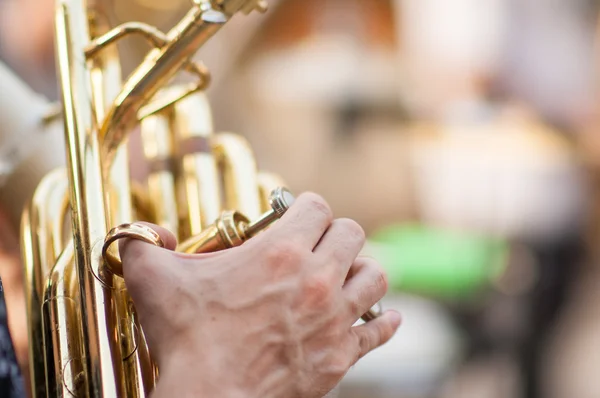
left=99, top=1, right=252, bottom=168
left=177, top=187, right=293, bottom=254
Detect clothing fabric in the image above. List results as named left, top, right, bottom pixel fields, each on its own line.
left=0, top=277, right=25, bottom=398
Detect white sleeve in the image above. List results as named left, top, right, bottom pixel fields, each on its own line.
left=0, top=62, right=65, bottom=232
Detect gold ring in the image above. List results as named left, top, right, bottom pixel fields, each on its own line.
left=102, top=223, right=165, bottom=276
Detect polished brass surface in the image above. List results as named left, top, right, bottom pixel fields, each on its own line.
left=177, top=210, right=251, bottom=253
left=103, top=223, right=166, bottom=277
left=96, top=1, right=267, bottom=169
left=244, top=186, right=295, bottom=237
left=21, top=169, right=69, bottom=397
left=17, top=0, right=381, bottom=396
left=176, top=187, right=292, bottom=253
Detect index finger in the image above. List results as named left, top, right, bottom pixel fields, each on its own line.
left=262, top=192, right=333, bottom=250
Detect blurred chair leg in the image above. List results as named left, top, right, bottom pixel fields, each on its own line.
left=519, top=237, right=584, bottom=398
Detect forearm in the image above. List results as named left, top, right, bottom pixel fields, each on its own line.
left=151, top=350, right=258, bottom=398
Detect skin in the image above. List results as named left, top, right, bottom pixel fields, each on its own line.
left=120, top=193, right=401, bottom=398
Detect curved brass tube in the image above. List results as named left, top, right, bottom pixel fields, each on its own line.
left=98, top=4, right=225, bottom=168
left=84, top=23, right=168, bottom=58
left=141, top=111, right=179, bottom=234
left=21, top=170, right=69, bottom=398
left=42, top=243, right=85, bottom=397
left=213, top=133, right=262, bottom=220
left=98, top=1, right=268, bottom=170
left=172, top=92, right=221, bottom=238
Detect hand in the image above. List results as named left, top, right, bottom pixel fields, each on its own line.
left=120, top=193, right=401, bottom=398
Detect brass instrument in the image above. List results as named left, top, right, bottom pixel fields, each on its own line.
left=13, top=0, right=381, bottom=397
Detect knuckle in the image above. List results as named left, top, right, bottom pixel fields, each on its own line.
left=328, top=353, right=353, bottom=378
left=263, top=240, right=304, bottom=270
left=346, top=298, right=361, bottom=318
left=302, top=274, right=334, bottom=307
left=373, top=266, right=389, bottom=294
left=336, top=218, right=366, bottom=243
left=363, top=258, right=388, bottom=294
left=357, top=331, right=373, bottom=357
left=301, top=192, right=333, bottom=221
left=374, top=321, right=392, bottom=346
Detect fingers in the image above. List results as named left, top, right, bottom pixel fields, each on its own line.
left=119, top=222, right=178, bottom=279
left=136, top=222, right=178, bottom=250
left=343, top=257, right=388, bottom=321
left=264, top=192, right=333, bottom=249
left=351, top=310, right=402, bottom=363
left=313, top=218, right=365, bottom=279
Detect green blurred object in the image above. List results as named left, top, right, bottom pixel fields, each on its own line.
left=367, top=224, right=508, bottom=300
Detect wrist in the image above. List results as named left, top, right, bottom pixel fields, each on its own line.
left=152, top=351, right=254, bottom=398
left=153, top=370, right=248, bottom=398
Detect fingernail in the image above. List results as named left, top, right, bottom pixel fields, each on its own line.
left=388, top=310, right=402, bottom=328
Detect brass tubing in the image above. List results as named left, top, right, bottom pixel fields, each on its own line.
left=141, top=111, right=180, bottom=234
left=99, top=5, right=227, bottom=167
left=54, top=184, right=71, bottom=258
left=177, top=188, right=293, bottom=254
left=99, top=1, right=269, bottom=167
left=172, top=92, right=221, bottom=238
left=21, top=210, right=47, bottom=397
left=89, top=11, right=154, bottom=395
left=213, top=133, right=262, bottom=220
left=177, top=211, right=250, bottom=254
left=21, top=169, right=69, bottom=397
left=137, top=82, right=208, bottom=121
left=114, top=279, right=156, bottom=397
left=42, top=243, right=86, bottom=397
left=85, top=22, right=168, bottom=58
left=56, top=1, right=122, bottom=396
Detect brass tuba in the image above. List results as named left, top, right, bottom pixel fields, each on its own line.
left=12, top=0, right=381, bottom=397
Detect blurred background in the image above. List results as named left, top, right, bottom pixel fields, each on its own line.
left=2, top=0, right=600, bottom=397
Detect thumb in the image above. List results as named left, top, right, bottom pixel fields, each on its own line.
left=118, top=222, right=178, bottom=280
left=144, top=222, right=178, bottom=250
left=118, top=222, right=177, bottom=260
